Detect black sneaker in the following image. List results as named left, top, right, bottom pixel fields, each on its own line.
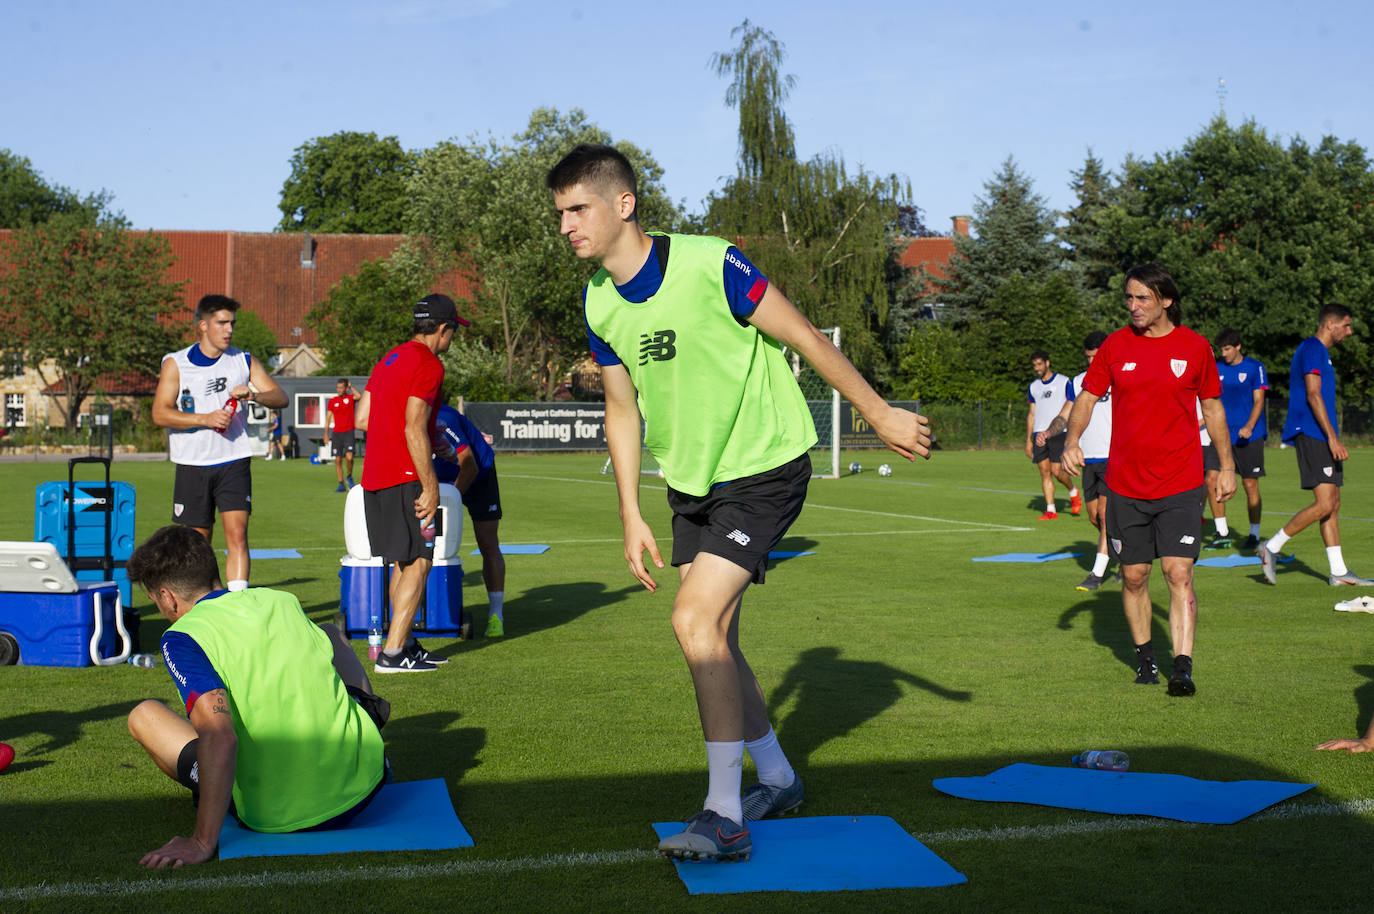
left=1167, top=669, right=1197, bottom=697
left=374, top=650, right=437, bottom=674
left=1134, top=658, right=1159, bottom=685
left=1240, top=534, right=1261, bottom=551
left=1075, top=573, right=1103, bottom=592
left=1204, top=534, right=1232, bottom=550
left=407, top=640, right=448, bottom=664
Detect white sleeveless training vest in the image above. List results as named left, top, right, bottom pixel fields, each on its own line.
left=165, top=345, right=253, bottom=466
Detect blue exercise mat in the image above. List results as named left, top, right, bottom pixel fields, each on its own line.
left=973, top=552, right=1081, bottom=563
left=1196, top=553, right=1296, bottom=568
left=218, top=778, right=473, bottom=859
left=471, top=544, right=549, bottom=555
left=932, top=763, right=1315, bottom=825
left=224, top=548, right=302, bottom=560
left=651, top=816, right=966, bottom=894
left=768, top=550, right=815, bottom=560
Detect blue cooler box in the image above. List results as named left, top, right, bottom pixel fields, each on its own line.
left=340, top=556, right=465, bottom=639
left=0, top=542, right=132, bottom=667
left=34, top=476, right=136, bottom=606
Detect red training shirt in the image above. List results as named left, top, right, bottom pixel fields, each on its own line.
left=1081, top=325, right=1221, bottom=500
left=360, top=341, right=443, bottom=491
left=326, top=393, right=356, bottom=434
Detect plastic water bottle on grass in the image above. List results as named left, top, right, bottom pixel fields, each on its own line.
left=367, top=615, right=384, bottom=661
left=128, top=653, right=159, bottom=669
left=1072, top=749, right=1129, bottom=771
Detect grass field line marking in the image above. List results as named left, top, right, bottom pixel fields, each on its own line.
left=6, top=799, right=1373, bottom=902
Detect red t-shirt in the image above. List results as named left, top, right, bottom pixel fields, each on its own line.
left=326, top=394, right=356, bottom=434
left=360, top=341, right=443, bottom=491
left=1082, top=325, right=1221, bottom=500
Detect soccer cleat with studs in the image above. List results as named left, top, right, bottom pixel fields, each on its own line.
left=657, top=810, right=751, bottom=862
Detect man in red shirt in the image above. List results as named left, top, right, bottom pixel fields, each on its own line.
left=1062, top=264, right=1235, bottom=697
left=326, top=378, right=361, bottom=492
left=355, top=293, right=467, bottom=673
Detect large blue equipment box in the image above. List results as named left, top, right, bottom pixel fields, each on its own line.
left=339, top=557, right=466, bottom=640
left=34, top=457, right=136, bottom=605
left=0, top=541, right=132, bottom=667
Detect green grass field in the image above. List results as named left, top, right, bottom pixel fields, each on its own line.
left=2, top=448, right=1373, bottom=911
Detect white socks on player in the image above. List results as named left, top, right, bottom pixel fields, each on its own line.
left=1092, top=552, right=1110, bottom=577
left=1328, top=547, right=1349, bottom=577
left=1266, top=530, right=1291, bottom=554
left=1068, top=487, right=1079, bottom=498
left=1046, top=502, right=1058, bottom=516
left=1214, top=517, right=1230, bottom=537
left=227, top=579, right=248, bottom=592
left=488, top=590, right=505, bottom=621
left=745, top=727, right=795, bottom=790
left=704, top=740, right=745, bottom=825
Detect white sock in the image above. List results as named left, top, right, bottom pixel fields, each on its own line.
left=744, top=727, right=795, bottom=789
left=1068, top=487, right=1079, bottom=498
left=1214, top=517, right=1229, bottom=537
left=1046, top=502, right=1057, bottom=515
left=703, top=741, right=745, bottom=825
left=227, top=579, right=248, bottom=592
left=488, top=590, right=505, bottom=621
left=1092, top=552, right=1110, bottom=576
left=1250, top=523, right=1262, bottom=538
left=1328, top=546, right=1349, bottom=577
left=1267, top=530, right=1291, bottom=553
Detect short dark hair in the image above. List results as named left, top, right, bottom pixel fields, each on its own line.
left=128, top=526, right=221, bottom=597
left=1318, top=302, right=1352, bottom=327
left=1124, top=263, right=1182, bottom=326
left=337, top=378, right=349, bottom=386
left=546, top=143, right=638, bottom=201
left=1083, top=330, right=1108, bottom=350
left=195, top=294, right=240, bottom=323
left=1029, top=349, right=1050, bottom=363
left=1213, top=327, right=1242, bottom=349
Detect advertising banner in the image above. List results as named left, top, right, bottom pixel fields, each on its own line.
left=463, top=402, right=606, bottom=450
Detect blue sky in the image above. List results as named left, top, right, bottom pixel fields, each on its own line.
left=4, top=1, right=1369, bottom=235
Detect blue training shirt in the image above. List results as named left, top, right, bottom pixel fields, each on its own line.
left=432, top=404, right=496, bottom=485
left=1282, top=337, right=1337, bottom=442
left=584, top=237, right=769, bottom=366
left=1216, top=355, right=1268, bottom=443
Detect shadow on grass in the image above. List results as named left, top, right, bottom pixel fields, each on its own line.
left=771, top=646, right=972, bottom=767
left=1352, top=665, right=1374, bottom=737
left=0, top=701, right=132, bottom=756
left=1058, top=592, right=1170, bottom=674
left=436, top=580, right=643, bottom=656
left=383, top=710, right=484, bottom=784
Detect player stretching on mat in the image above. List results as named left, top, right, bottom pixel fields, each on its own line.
left=548, top=144, right=931, bottom=862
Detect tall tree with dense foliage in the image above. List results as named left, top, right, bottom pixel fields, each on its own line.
left=0, top=217, right=183, bottom=428
left=0, top=149, right=115, bottom=228
left=698, top=20, right=914, bottom=383
left=1058, top=150, right=1117, bottom=303
left=407, top=107, right=682, bottom=399
left=277, top=132, right=415, bottom=233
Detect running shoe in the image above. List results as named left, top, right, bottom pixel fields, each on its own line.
left=1069, top=493, right=1083, bottom=515
left=1075, top=573, right=1103, bottom=592
left=485, top=615, right=504, bottom=638
left=1037, top=511, right=1059, bottom=521
left=1259, top=541, right=1278, bottom=585
left=1330, top=571, right=1374, bottom=586
left=657, top=810, right=751, bottom=862
left=1134, top=657, right=1159, bottom=685
left=335, top=481, right=347, bottom=493
left=1204, top=535, right=1233, bottom=550
left=741, top=776, right=805, bottom=821
left=1240, top=534, right=1261, bottom=551
left=407, top=640, right=448, bottom=664
left=1167, top=660, right=1197, bottom=697
left=346, top=475, right=355, bottom=489
left=374, top=650, right=437, bottom=674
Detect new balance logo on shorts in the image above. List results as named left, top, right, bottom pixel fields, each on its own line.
left=638, top=329, right=677, bottom=365
left=1180, top=535, right=1196, bottom=545
left=726, top=529, right=752, bottom=547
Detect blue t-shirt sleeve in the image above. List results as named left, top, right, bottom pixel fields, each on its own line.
left=586, top=294, right=621, bottom=366
left=1255, top=360, right=1268, bottom=389
left=1065, top=378, right=1077, bottom=401
left=1297, top=340, right=1324, bottom=377
left=161, top=630, right=226, bottom=715
left=722, top=246, right=769, bottom=320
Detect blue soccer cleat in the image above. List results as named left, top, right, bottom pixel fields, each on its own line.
left=657, top=810, right=751, bottom=862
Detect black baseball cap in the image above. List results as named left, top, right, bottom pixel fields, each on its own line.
left=414, top=293, right=470, bottom=328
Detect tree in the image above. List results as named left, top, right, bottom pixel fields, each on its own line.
left=0, top=217, right=183, bottom=428
left=277, top=132, right=415, bottom=233
left=230, top=309, right=280, bottom=372
left=1057, top=150, right=1117, bottom=300
left=699, top=20, right=915, bottom=384
left=0, top=149, right=116, bottom=228
left=930, top=156, right=1062, bottom=318
left=306, top=256, right=432, bottom=376
left=407, top=107, right=682, bottom=399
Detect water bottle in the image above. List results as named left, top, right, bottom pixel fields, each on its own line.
left=179, top=388, right=195, bottom=412
left=367, top=615, right=384, bottom=661
left=1072, top=749, right=1129, bottom=771
left=128, top=653, right=159, bottom=669
left=215, top=397, right=239, bottom=435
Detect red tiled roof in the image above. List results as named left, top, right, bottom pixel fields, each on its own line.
left=897, top=236, right=958, bottom=281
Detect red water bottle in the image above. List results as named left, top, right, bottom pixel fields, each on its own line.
left=216, top=397, right=239, bottom=435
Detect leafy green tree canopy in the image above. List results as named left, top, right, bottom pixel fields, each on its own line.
left=277, top=131, right=415, bottom=233
left=0, top=149, right=117, bottom=228
left=0, top=217, right=183, bottom=428
left=306, top=256, right=431, bottom=376
left=229, top=309, right=280, bottom=371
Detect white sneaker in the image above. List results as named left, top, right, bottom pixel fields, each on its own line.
left=1335, top=596, right=1374, bottom=613
left=264, top=454, right=273, bottom=460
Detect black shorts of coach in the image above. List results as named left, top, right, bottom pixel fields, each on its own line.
left=173, top=458, right=253, bottom=528
left=1292, top=434, right=1343, bottom=490
left=1031, top=432, right=1066, bottom=465
left=1106, top=485, right=1206, bottom=566
left=666, top=452, right=811, bottom=586
left=363, top=481, right=435, bottom=564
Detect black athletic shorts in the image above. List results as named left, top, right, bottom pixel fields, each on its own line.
left=363, top=481, right=434, bottom=564
left=1292, top=434, right=1343, bottom=489
left=1032, top=432, right=1066, bottom=465
left=1208, top=440, right=1265, bottom=477
left=176, top=738, right=388, bottom=831
left=1081, top=461, right=1109, bottom=503
left=173, top=458, right=252, bottom=528
left=1106, top=485, right=1205, bottom=565
left=332, top=430, right=356, bottom=456
left=463, top=467, right=503, bottom=523
left=666, top=452, right=811, bottom=585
